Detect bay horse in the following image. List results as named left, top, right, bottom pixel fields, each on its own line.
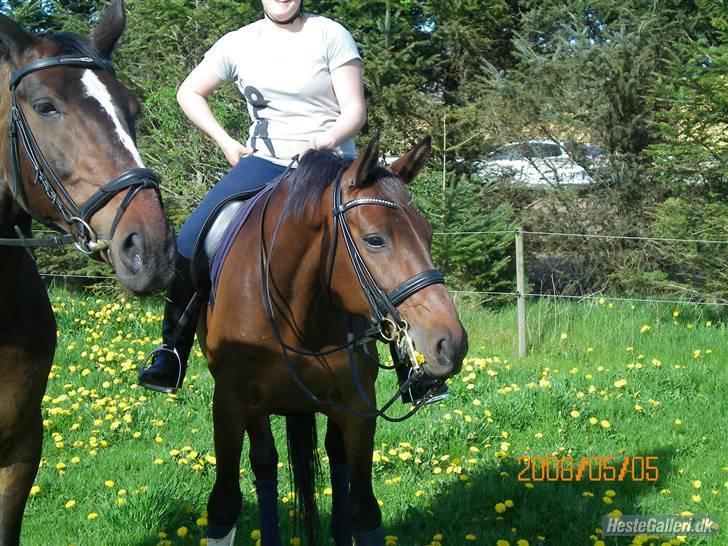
left=198, top=136, right=467, bottom=545
left=0, top=1, right=175, bottom=544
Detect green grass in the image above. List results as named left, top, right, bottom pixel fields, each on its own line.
left=20, top=288, right=727, bottom=546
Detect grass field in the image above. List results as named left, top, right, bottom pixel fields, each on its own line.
left=19, top=287, right=726, bottom=546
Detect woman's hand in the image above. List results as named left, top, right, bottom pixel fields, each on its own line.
left=299, top=133, right=336, bottom=158
left=219, top=136, right=253, bottom=167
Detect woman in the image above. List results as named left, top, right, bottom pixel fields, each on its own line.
left=138, top=0, right=366, bottom=394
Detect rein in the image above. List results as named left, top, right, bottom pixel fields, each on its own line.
left=2, top=54, right=161, bottom=257
left=260, top=166, right=446, bottom=422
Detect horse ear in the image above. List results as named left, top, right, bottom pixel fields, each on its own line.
left=389, top=136, right=432, bottom=184
left=346, top=133, right=380, bottom=188
left=0, top=14, right=33, bottom=63
left=88, top=0, right=126, bottom=58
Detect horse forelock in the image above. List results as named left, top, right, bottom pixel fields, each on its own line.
left=45, top=32, right=110, bottom=68
left=282, top=149, right=413, bottom=221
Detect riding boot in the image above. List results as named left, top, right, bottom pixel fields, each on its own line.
left=390, top=346, right=449, bottom=406
left=138, top=253, right=199, bottom=394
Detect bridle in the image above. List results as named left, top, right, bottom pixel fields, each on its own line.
left=261, top=166, right=447, bottom=421
left=4, top=54, right=161, bottom=256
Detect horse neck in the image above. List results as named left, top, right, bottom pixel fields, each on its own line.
left=0, top=61, right=35, bottom=291
left=0, top=61, right=25, bottom=235
left=263, top=186, right=332, bottom=318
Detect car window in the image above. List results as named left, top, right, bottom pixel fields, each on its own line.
left=489, top=142, right=563, bottom=160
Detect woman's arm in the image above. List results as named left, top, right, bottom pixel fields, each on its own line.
left=177, top=61, right=252, bottom=167
left=301, top=59, right=366, bottom=155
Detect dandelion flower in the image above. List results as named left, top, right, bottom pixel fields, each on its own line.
left=64, top=499, right=76, bottom=509
left=176, top=526, right=188, bottom=537
left=692, top=480, right=701, bottom=489
left=464, top=534, right=477, bottom=541
left=600, top=420, right=611, bottom=429
left=570, top=410, right=581, bottom=418
left=495, top=502, right=507, bottom=513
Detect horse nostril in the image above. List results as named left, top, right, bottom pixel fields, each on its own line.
left=436, top=336, right=449, bottom=359
left=120, top=231, right=143, bottom=273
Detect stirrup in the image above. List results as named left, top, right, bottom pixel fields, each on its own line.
left=138, top=344, right=183, bottom=394
left=404, top=368, right=449, bottom=406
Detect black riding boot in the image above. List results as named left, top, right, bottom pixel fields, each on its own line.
left=391, top=346, right=449, bottom=405
left=138, top=253, right=200, bottom=394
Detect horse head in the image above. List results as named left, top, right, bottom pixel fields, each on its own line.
left=330, top=135, right=468, bottom=380
left=0, top=0, right=174, bottom=294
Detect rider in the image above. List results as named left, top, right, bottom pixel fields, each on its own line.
left=138, top=0, right=366, bottom=394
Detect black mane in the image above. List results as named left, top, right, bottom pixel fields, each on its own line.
left=283, top=149, right=412, bottom=220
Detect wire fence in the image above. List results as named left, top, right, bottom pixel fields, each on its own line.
left=38, top=227, right=728, bottom=308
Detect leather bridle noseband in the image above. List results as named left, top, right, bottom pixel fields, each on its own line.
left=261, top=166, right=447, bottom=421
left=5, top=54, right=161, bottom=256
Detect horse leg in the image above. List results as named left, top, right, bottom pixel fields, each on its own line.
left=247, top=416, right=281, bottom=546
left=0, top=413, right=42, bottom=546
left=334, top=413, right=383, bottom=546
left=207, top=387, right=246, bottom=545
left=324, top=418, right=351, bottom=546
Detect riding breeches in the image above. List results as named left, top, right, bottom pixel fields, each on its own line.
left=176, top=155, right=288, bottom=259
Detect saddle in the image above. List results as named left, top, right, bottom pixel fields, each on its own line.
left=190, top=186, right=268, bottom=300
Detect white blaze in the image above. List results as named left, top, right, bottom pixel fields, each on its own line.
left=81, top=70, right=144, bottom=167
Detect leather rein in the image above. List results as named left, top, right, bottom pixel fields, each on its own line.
left=260, top=167, right=446, bottom=422
left=2, top=54, right=160, bottom=257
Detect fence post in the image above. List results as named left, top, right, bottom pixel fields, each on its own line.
left=515, top=227, right=527, bottom=357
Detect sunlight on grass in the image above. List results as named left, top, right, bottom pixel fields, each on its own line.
left=21, top=289, right=726, bottom=546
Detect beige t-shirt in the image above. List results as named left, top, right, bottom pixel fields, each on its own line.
left=204, top=15, right=360, bottom=165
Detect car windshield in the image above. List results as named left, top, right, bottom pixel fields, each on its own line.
left=489, top=142, right=563, bottom=160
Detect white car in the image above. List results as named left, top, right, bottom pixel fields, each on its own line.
left=478, top=140, right=601, bottom=187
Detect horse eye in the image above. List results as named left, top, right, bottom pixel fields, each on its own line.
left=33, top=101, right=58, bottom=117
left=364, top=234, right=387, bottom=248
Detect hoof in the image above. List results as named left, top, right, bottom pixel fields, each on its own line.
left=353, top=525, right=383, bottom=545
left=207, top=526, right=236, bottom=546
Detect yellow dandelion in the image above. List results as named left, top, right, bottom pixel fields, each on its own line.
left=497, top=540, right=510, bottom=546
left=87, top=512, right=98, bottom=520
left=104, top=480, right=115, bottom=488
left=64, top=499, right=76, bottom=509
left=692, top=480, right=701, bottom=489
left=570, top=410, right=581, bottom=418
left=251, top=530, right=261, bottom=540
left=176, top=526, right=188, bottom=537
left=600, top=420, right=611, bottom=429
left=504, top=499, right=514, bottom=508
left=464, top=534, right=477, bottom=541
left=495, top=502, right=507, bottom=513
left=29, top=485, right=41, bottom=496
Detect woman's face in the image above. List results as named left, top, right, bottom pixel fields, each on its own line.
left=261, top=0, right=302, bottom=24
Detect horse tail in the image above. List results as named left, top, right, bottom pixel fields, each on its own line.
left=286, top=412, right=321, bottom=545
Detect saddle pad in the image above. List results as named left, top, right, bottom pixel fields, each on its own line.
left=209, top=183, right=275, bottom=304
